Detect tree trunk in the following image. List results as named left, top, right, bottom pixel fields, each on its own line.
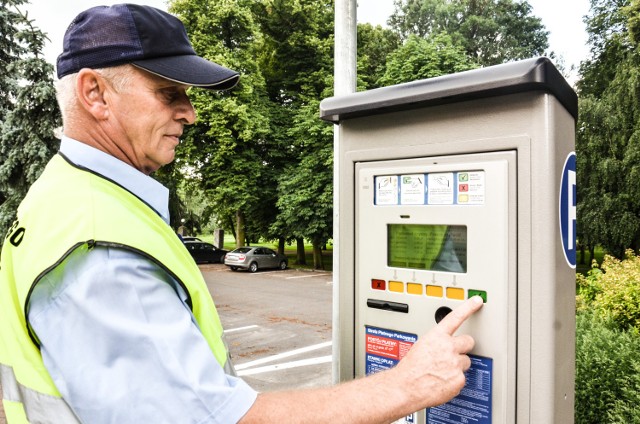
left=277, top=237, right=285, bottom=255
left=236, top=210, right=246, bottom=248
left=296, top=237, right=306, bottom=265
left=312, top=242, right=325, bottom=270
left=227, top=216, right=236, bottom=243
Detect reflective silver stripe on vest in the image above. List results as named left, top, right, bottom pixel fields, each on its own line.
left=1, top=363, right=80, bottom=423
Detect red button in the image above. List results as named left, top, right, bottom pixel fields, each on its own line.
left=371, top=279, right=386, bottom=290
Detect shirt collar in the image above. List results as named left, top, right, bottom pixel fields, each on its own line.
left=59, top=136, right=171, bottom=224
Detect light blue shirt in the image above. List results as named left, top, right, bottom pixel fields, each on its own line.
left=28, top=137, right=257, bottom=424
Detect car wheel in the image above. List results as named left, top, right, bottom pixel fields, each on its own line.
left=230, top=266, right=238, bottom=271
left=249, top=262, right=258, bottom=273
left=279, top=260, right=287, bottom=270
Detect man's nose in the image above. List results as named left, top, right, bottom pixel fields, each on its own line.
left=176, top=94, right=196, bottom=125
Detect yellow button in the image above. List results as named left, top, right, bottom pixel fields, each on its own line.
left=426, top=285, right=444, bottom=297
left=446, top=287, right=465, bottom=300
left=407, top=283, right=422, bottom=295
left=389, top=281, right=404, bottom=293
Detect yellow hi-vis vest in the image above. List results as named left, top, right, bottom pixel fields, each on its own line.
left=0, top=154, right=228, bottom=423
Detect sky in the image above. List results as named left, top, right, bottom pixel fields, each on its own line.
left=23, top=0, right=591, bottom=85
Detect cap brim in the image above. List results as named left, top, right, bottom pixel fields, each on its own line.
left=132, top=55, right=239, bottom=90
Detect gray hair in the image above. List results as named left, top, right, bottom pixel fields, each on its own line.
left=55, top=64, right=135, bottom=118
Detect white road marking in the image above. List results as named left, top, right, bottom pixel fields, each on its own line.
left=224, top=325, right=259, bottom=334
left=235, top=341, right=332, bottom=371
left=237, top=355, right=332, bottom=377
left=285, top=274, right=318, bottom=280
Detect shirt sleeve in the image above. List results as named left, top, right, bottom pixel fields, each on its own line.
left=27, top=244, right=257, bottom=424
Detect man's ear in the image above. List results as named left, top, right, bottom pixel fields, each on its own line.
left=76, top=69, right=110, bottom=120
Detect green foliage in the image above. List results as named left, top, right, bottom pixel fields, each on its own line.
left=576, top=0, right=640, bottom=257
left=577, top=250, right=640, bottom=331
left=272, top=99, right=334, bottom=247
left=166, top=0, right=558, bottom=261
left=575, top=252, right=640, bottom=423
left=169, top=0, right=276, bottom=242
left=253, top=0, right=334, bottom=103
left=169, top=0, right=335, bottom=256
left=575, top=311, right=640, bottom=424
left=377, top=33, right=478, bottom=86
left=0, top=0, right=60, bottom=240
left=253, top=0, right=335, bottom=264
left=578, top=0, right=630, bottom=97
left=388, top=0, right=549, bottom=67
left=356, top=23, right=401, bottom=90
left=627, top=0, right=640, bottom=44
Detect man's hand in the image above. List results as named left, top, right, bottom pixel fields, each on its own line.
left=239, top=297, right=483, bottom=424
left=393, top=296, right=484, bottom=409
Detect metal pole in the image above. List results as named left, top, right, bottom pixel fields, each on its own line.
left=332, top=0, right=357, bottom=384
left=334, top=0, right=357, bottom=95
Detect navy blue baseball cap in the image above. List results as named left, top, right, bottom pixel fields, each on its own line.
left=56, top=4, right=239, bottom=90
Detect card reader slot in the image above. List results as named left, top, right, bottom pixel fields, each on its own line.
left=367, top=299, right=409, bottom=313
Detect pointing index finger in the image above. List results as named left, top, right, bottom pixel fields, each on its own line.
left=436, top=296, right=484, bottom=335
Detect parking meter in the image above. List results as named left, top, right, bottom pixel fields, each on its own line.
left=320, top=57, right=576, bottom=423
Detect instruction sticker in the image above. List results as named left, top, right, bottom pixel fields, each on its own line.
left=427, top=173, right=454, bottom=205
left=375, top=176, right=399, bottom=205
left=401, top=175, right=426, bottom=205
left=375, top=171, right=486, bottom=206
left=457, top=171, right=485, bottom=205
left=366, top=326, right=418, bottom=424
left=426, top=355, right=492, bottom=424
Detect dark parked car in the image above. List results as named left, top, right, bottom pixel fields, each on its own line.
left=184, top=241, right=228, bottom=264
left=181, top=236, right=202, bottom=242
left=224, top=246, right=288, bottom=272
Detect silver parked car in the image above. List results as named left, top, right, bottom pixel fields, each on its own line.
left=224, top=246, right=288, bottom=272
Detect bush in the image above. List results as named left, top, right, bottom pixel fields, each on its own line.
left=575, top=312, right=640, bottom=423
left=576, top=250, right=640, bottom=332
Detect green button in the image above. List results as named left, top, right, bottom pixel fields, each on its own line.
left=468, top=289, right=487, bottom=303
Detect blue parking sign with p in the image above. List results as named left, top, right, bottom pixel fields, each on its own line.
left=559, top=152, right=577, bottom=268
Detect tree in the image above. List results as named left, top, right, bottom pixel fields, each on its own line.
left=254, top=0, right=334, bottom=104
left=169, top=0, right=276, bottom=247
left=575, top=0, right=640, bottom=257
left=578, top=0, right=630, bottom=97
left=273, top=98, right=334, bottom=269
left=0, top=0, right=60, bottom=241
left=255, top=0, right=335, bottom=268
left=356, top=23, right=401, bottom=90
left=377, top=32, right=478, bottom=86
left=388, top=0, right=549, bottom=66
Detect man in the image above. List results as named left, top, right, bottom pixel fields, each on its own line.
left=0, top=4, right=483, bottom=423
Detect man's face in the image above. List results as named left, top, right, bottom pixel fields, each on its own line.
left=104, top=67, right=196, bottom=175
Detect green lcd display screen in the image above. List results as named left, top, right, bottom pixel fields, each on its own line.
left=387, top=224, right=467, bottom=272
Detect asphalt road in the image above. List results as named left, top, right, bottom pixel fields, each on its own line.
left=199, top=263, right=334, bottom=393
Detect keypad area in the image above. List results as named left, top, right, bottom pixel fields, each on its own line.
left=371, top=278, right=487, bottom=302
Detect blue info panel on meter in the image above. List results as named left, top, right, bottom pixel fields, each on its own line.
left=365, top=327, right=493, bottom=424
left=426, top=355, right=493, bottom=424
